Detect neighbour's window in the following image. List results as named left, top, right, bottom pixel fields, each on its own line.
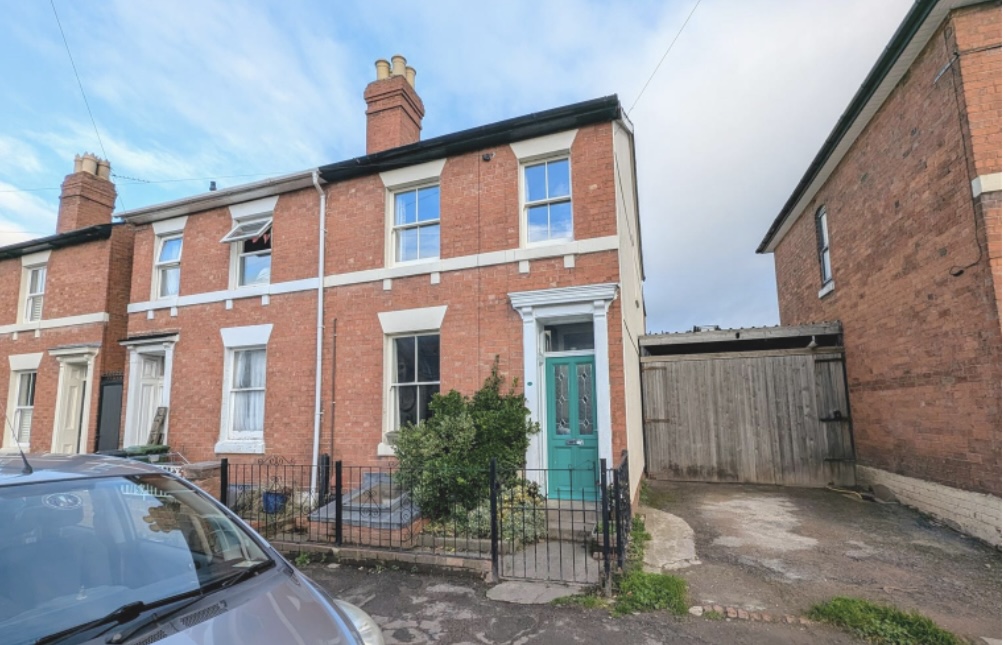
left=12, top=371, right=36, bottom=445
left=221, top=217, right=272, bottom=287
left=155, top=235, right=183, bottom=298
left=228, top=348, right=266, bottom=437
left=815, top=206, right=832, bottom=286
left=24, top=265, right=46, bottom=322
left=392, top=334, right=440, bottom=427
left=394, top=185, right=440, bottom=262
left=524, top=157, right=572, bottom=244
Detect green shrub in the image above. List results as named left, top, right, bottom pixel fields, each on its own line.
left=808, top=597, right=961, bottom=645
left=425, top=479, right=547, bottom=544
left=394, top=361, right=538, bottom=520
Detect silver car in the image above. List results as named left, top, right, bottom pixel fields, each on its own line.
left=0, top=454, right=383, bottom=645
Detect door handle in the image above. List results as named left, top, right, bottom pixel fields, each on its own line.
left=565, top=439, right=584, bottom=446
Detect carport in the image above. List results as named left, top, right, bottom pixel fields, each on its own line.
left=640, top=323, right=855, bottom=487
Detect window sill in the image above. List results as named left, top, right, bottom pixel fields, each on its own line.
left=215, top=439, right=265, bottom=454
left=818, top=281, right=835, bottom=299
left=524, top=238, right=575, bottom=250
left=377, top=441, right=396, bottom=457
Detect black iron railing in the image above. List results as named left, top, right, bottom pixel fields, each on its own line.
left=219, top=452, right=632, bottom=586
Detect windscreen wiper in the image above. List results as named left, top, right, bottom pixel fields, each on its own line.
left=35, top=590, right=205, bottom=645
left=105, top=560, right=275, bottom=645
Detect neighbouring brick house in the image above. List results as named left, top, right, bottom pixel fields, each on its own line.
left=116, top=57, right=647, bottom=498
left=758, top=1, right=1001, bottom=544
left=0, top=154, right=133, bottom=457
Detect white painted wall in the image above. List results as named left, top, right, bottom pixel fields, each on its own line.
left=614, top=121, right=647, bottom=500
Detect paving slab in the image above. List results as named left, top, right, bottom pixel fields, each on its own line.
left=639, top=504, right=701, bottom=572
left=486, top=581, right=587, bottom=604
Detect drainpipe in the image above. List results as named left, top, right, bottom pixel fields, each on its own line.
left=310, top=171, right=326, bottom=496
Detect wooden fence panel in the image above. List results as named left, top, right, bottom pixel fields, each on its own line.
left=642, top=351, right=855, bottom=487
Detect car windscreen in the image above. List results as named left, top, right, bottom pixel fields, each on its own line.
left=0, top=473, right=272, bottom=644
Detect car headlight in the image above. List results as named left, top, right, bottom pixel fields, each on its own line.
left=333, top=599, right=384, bottom=645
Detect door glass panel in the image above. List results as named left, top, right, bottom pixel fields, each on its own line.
left=577, top=363, right=594, bottom=435
left=554, top=363, right=570, bottom=435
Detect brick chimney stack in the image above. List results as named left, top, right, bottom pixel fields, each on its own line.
left=364, top=55, right=425, bottom=155
left=57, top=152, right=117, bottom=234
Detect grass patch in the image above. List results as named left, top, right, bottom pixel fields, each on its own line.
left=704, top=610, right=724, bottom=621
left=808, top=597, right=961, bottom=645
left=611, top=515, right=688, bottom=616
left=613, top=569, right=688, bottom=615
left=552, top=593, right=609, bottom=610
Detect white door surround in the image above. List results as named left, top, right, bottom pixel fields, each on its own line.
left=49, top=345, right=100, bottom=454
left=122, top=335, right=178, bottom=448
left=509, top=283, right=618, bottom=486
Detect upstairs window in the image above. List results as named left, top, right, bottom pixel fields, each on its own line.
left=815, top=206, right=832, bottom=286
left=12, top=371, right=36, bottom=445
left=24, top=265, right=46, bottom=322
left=221, top=217, right=272, bottom=287
left=394, top=185, right=440, bottom=262
left=155, top=235, right=183, bottom=298
left=524, top=158, right=572, bottom=244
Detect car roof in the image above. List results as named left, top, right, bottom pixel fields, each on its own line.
left=0, top=453, right=168, bottom=486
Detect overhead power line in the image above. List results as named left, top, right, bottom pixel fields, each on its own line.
left=49, top=0, right=125, bottom=210
left=628, top=0, right=702, bottom=115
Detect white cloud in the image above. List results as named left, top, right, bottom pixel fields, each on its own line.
left=0, top=183, right=57, bottom=245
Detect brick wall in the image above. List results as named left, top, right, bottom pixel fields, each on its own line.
left=773, top=6, right=1002, bottom=497
left=0, top=232, right=126, bottom=453
left=123, top=121, right=631, bottom=472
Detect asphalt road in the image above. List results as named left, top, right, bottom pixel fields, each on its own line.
left=305, top=563, right=858, bottom=644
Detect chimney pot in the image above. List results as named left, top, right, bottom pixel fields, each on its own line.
left=375, top=59, right=391, bottom=80
left=81, top=154, right=98, bottom=176
left=405, top=66, right=416, bottom=88
left=391, top=54, right=406, bottom=76
left=57, top=152, right=117, bottom=233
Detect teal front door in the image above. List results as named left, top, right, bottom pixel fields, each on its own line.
left=546, top=355, right=599, bottom=500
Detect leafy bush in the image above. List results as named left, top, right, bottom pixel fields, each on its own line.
left=394, top=361, right=538, bottom=520
left=424, top=479, right=547, bottom=545
left=808, top=597, right=961, bottom=645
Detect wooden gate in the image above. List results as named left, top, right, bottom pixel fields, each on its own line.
left=641, top=340, right=854, bottom=487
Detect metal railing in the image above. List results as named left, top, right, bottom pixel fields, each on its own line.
left=219, top=452, right=632, bottom=585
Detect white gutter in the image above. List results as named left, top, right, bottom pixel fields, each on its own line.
left=309, top=171, right=326, bottom=496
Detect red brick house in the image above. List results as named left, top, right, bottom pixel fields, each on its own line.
left=758, top=1, right=1001, bottom=544
left=116, top=57, right=646, bottom=498
left=0, top=154, right=133, bottom=457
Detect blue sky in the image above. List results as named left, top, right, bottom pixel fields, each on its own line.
left=0, top=0, right=912, bottom=332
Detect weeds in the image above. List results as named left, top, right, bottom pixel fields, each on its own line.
left=704, top=610, right=724, bottom=620
left=808, top=597, right=961, bottom=645
left=294, top=552, right=311, bottom=568
left=552, top=593, right=609, bottom=610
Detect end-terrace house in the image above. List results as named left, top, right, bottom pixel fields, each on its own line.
left=758, top=1, right=1001, bottom=544
left=118, top=57, right=646, bottom=498
left=0, top=154, right=133, bottom=456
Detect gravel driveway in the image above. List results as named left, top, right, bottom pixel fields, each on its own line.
left=644, top=481, right=1001, bottom=642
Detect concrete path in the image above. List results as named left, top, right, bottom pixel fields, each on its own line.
left=486, top=581, right=586, bottom=604
left=644, top=481, right=1002, bottom=643
left=639, top=504, right=701, bottom=572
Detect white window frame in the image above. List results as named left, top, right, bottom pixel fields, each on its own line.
left=520, top=156, right=573, bottom=247
left=154, top=234, right=183, bottom=299
left=11, top=371, right=36, bottom=445
left=389, top=332, right=440, bottom=430
left=23, top=264, right=46, bottom=323
left=4, top=353, right=42, bottom=452
left=217, top=324, right=272, bottom=454
left=377, top=305, right=447, bottom=456
left=815, top=205, right=835, bottom=297
left=391, top=183, right=441, bottom=264
left=225, top=217, right=273, bottom=289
